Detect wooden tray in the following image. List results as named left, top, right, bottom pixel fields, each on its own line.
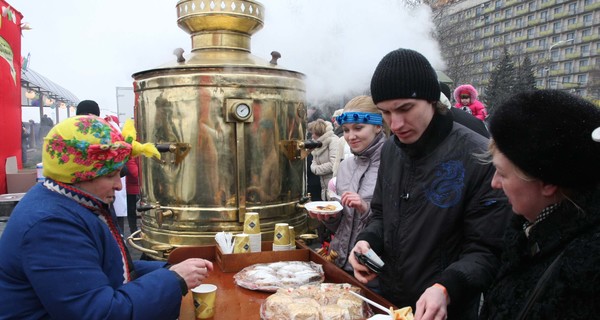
left=169, top=242, right=396, bottom=319
left=215, top=241, right=310, bottom=272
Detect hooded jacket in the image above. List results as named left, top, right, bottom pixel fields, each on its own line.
left=453, top=84, right=488, bottom=121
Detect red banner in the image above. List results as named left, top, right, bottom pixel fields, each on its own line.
left=0, top=1, right=23, bottom=194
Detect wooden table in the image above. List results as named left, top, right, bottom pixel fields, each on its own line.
left=169, top=243, right=395, bottom=319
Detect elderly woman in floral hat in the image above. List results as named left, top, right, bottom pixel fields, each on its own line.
left=0, top=115, right=213, bottom=319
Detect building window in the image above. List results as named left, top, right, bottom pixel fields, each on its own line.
left=567, top=17, right=577, bottom=25
left=553, top=21, right=562, bottom=32
left=540, top=11, right=548, bottom=21
left=515, top=30, right=523, bottom=37
left=582, top=28, right=592, bottom=37
left=579, top=59, right=589, bottom=67
left=583, top=14, right=592, bottom=25
left=568, top=3, right=577, bottom=13
left=539, top=39, right=547, bottom=48
left=516, top=4, right=524, bottom=11
left=505, top=21, right=511, bottom=28
left=526, top=41, right=534, bottom=48
left=584, top=0, right=593, bottom=6
left=565, top=47, right=574, bottom=54
left=562, top=76, right=571, bottom=84
left=539, top=24, right=548, bottom=32
left=496, top=0, right=502, bottom=9
left=553, top=7, right=563, bottom=14
left=529, top=2, right=537, bottom=11
left=578, top=74, right=587, bottom=84
left=551, top=35, right=560, bottom=43
left=528, top=14, right=535, bottom=22
left=581, top=44, right=590, bottom=53
left=495, top=12, right=501, bottom=19
left=516, top=17, right=523, bottom=27
left=494, top=36, right=502, bottom=43
left=527, top=28, right=535, bottom=37
left=564, top=61, right=573, bottom=72
left=494, top=24, right=501, bottom=33
left=505, top=8, right=512, bottom=18
left=566, top=32, right=575, bottom=40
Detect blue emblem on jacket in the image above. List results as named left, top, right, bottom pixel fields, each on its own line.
left=425, top=160, right=464, bottom=208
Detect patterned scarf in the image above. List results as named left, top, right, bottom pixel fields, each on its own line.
left=43, top=178, right=135, bottom=283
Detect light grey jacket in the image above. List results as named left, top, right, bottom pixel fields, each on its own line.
left=323, top=132, right=385, bottom=272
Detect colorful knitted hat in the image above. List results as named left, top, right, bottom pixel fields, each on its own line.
left=370, top=48, right=440, bottom=104
left=43, top=115, right=160, bottom=183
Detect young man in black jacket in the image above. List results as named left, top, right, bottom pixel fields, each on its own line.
left=349, top=49, right=511, bottom=319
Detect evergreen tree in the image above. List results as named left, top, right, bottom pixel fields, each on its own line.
left=515, top=55, right=538, bottom=91
left=485, top=48, right=516, bottom=115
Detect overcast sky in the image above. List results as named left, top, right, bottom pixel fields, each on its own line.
left=11, top=0, right=443, bottom=122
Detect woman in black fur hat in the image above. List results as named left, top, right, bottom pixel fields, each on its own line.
left=480, top=89, right=600, bottom=319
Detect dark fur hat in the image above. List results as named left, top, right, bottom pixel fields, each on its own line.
left=489, top=90, right=600, bottom=188
left=370, top=48, right=440, bottom=104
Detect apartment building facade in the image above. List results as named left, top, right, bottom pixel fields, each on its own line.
left=436, top=0, right=600, bottom=103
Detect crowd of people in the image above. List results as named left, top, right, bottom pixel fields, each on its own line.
left=3, top=46, right=600, bottom=319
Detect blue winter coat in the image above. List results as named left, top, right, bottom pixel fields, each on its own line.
left=0, top=183, right=184, bottom=319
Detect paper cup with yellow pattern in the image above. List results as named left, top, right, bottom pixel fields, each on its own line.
left=192, top=284, right=217, bottom=319
left=233, top=233, right=250, bottom=253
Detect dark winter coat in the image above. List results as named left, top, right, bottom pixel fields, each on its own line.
left=480, top=187, right=600, bottom=319
left=357, top=111, right=511, bottom=319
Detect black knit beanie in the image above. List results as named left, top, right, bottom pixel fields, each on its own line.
left=370, top=48, right=440, bottom=104
left=76, top=100, right=100, bottom=116
left=489, top=89, right=600, bottom=188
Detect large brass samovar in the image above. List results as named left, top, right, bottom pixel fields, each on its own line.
left=129, top=0, right=310, bottom=260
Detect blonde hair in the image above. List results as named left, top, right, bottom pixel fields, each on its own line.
left=307, top=119, right=332, bottom=137
left=343, top=95, right=380, bottom=113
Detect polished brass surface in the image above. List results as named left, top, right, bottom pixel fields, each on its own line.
left=132, top=0, right=310, bottom=258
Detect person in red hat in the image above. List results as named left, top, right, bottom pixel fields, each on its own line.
left=453, top=84, right=488, bottom=121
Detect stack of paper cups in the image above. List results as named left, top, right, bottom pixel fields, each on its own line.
left=243, top=212, right=262, bottom=252
left=233, top=233, right=250, bottom=253
left=288, top=226, right=295, bottom=250
left=273, top=223, right=290, bottom=251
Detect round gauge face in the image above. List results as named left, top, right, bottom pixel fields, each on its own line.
left=235, top=103, right=251, bottom=119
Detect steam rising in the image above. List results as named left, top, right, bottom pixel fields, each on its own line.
left=253, top=0, right=444, bottom=104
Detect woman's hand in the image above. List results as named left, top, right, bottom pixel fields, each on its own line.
left=341, top=192, right=368, bottom=214
left=169, top=258, right=214, bottom=290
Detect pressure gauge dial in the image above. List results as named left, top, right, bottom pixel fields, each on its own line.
left=232, top=103, right=252, bottom=121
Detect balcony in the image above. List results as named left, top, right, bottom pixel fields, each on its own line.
left=567, top=22, right=584, bottom=30
left=506, top=0, right=518, bottom=5
left=525, top=46, right=540, bottom=53
left=539, top=30, right=554, bottom=37
left=514, top=35, right=528, bottom=42
left=553, top=12, right=568, bottom=19
left=582, top=34, right=600, bottom=42
left=584, top=2, right=600, bottom=10
left=565, top=52, right=580, bottom=59
left=580, top=65, right=594, bottom=72
left=540, top=0, right=556, bottom=9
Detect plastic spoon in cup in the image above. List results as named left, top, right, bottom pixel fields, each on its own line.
left=348, top=291, right=393, bottom=316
